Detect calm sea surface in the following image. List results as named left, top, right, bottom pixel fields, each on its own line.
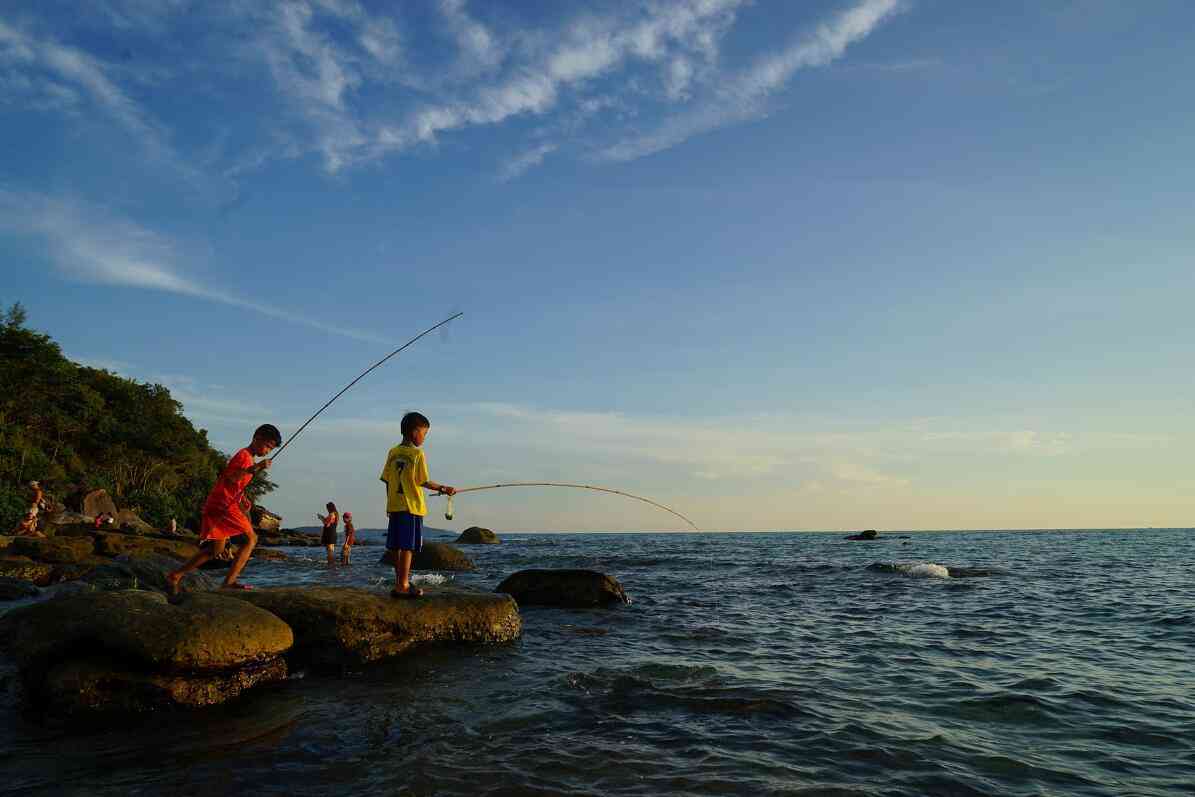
left=2, top=529, right=1193, bottom=796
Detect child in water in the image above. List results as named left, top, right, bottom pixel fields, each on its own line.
left=166, top=423, right=281, bottom=594
left=379, top=411, right=455, bottom=598
left=340, top=511, right=355, bottom=564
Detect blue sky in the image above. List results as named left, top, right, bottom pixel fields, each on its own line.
left=2, top=0, right=1193, bottom=531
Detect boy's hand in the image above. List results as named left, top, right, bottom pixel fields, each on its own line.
left=441, top=486, right=457, bottom=496
left=256, top=459, right=272, bottom=472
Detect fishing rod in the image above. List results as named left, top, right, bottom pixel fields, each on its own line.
left=434, top=482, right=699, bottom=531
left=233, top=312, right=462, bottom=506
left=270, top=312, right=463, bottom=462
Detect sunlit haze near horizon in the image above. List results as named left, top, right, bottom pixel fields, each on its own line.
left=2, top=1, right=1193, bottom=531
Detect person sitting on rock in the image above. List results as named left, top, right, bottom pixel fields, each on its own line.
left=166, top=423, right=282, bottom=595
left=340, top=511, right=356, bottom=564
left=380, top=411, right=455, bottom=598
left=317, top=502, right=339, bottom=565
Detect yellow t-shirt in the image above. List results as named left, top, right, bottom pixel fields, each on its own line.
left=379, top=443, right=429, bottom=516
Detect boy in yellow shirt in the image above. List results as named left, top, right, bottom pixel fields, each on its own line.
left=380, top=411, right=455, bottom=598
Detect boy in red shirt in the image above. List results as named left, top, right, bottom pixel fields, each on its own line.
left=166, top=423, right=281, bottom=594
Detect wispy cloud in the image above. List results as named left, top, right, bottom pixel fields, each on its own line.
left=497, top=142, right=557, bottom=181
left=3, top=1, right=908, bottom=179
left=598, top=0, right=904, bottom=162
left=0, top=189, right=389, bottom=344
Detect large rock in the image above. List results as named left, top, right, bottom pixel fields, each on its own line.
left=455, top=526, right=500, bottom=545
left=222, top=586, right=521, bottom=669
left=378, top=542, right=475, bottom=571
left=496, top=569, right=629, bottom=608
left=82, top=489, right=119, bottom=519
left=0, top=590, right=293, bottom=712
left=0, top=536, right=11, bottom=555
left=1, top=590, right=293, bottom=671
left=0, top=558, right=55, bottom=586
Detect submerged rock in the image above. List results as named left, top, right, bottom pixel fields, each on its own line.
left=496, top=569, right=629, bottom=608
left=0, top=589, right=293, bottom=713
left=42, top=654, right=287, bottom=714
left=378, top=542, right=476, bottom=571
left=455, top=526, right=500, bottom=544
left=221, top=585, right=521, bottom=669
left=0, top=576, right=39, bottom=601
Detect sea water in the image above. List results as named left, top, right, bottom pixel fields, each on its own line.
left=1, top=528, right=1192, bottom=796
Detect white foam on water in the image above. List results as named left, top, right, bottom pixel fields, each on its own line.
left=896, top=562, right=951, bottom=579
left=413, top=573, right=449, bottom=586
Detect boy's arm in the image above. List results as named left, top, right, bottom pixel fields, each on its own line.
left=420, top=479, right=456, bottom=496
left=222, top=459, right=270, bottom=485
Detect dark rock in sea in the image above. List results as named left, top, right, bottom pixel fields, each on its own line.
left=220, top=586, right=521, bottom=669
left=82, top=489, right=119, bottom=520
left=845, top=530, right=881, bottom=541
left=945, top=567, right=999, bottom=578
left=0, top=590, right=293, bottom=713
left=261, top=528, right=323, bottom=547
left=378, top=542, right=476, bottom=571
left=0, top=576, right=39, bottom=601
left=0, top=558, right=55, bottom=586
left=496, top=569, right=629, bottom=608
left=455, top=526, right=500, bottom=544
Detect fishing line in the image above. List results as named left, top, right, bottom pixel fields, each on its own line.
left=436, top=482, right=699, bottom=531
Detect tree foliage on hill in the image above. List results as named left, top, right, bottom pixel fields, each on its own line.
left=0, top=302, right=275, bottom=531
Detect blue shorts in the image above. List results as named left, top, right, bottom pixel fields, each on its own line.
left=386, top=512, right=423, bottom=552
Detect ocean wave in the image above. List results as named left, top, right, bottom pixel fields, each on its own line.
left=867, top=562, right=951, bottom=579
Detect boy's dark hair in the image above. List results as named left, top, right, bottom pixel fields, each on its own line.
left=401, top=411, right=430, bottom=438
left=254, top=423, right=283, bottom=446
left=326, top=501, right=338, bottom=513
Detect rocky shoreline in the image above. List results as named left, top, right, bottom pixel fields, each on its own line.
left=0, top=490, right=632, bottom=717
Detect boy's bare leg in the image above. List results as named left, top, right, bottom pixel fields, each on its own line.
left=392, top=549, right=422, bottom=595
left=223, top=530, right=257, bottom=586
left=325, top=544, right=335, bottom=564
left=167, top=539, right=221, bottom=595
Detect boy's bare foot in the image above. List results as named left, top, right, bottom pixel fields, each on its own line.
left=165, top=572, right=182, bottom=596
left=222, top=582, right=253, bottom=590
left=390, top=584, right=423, bottom=599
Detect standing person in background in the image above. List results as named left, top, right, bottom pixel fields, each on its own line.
left=341, top=511, right=356, bottom=564
left=318, top=502, right=339, bottom=565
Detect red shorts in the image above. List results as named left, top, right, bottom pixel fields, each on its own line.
left=200, top=505, right=252, bottom=542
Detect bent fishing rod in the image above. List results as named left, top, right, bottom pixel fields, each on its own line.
left=233, top=312, right=462, bottom=504
left=433, top=482, right=699, bottom=531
